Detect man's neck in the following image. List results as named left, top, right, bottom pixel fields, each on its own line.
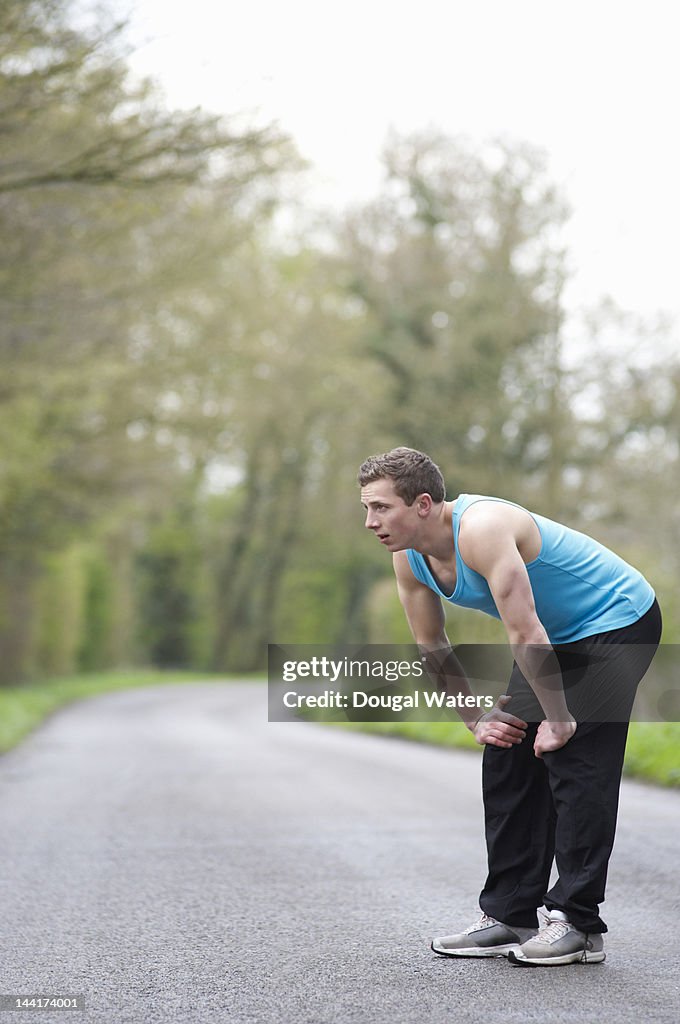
left=412, top=499, right=457, bottom=561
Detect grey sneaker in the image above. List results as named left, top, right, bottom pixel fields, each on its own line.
left=508, top=910, right=606, bottom=966
left=431, top=912, right=539, bottom=958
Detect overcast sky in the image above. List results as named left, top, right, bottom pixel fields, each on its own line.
left=125, top=0, right=679, bottom=331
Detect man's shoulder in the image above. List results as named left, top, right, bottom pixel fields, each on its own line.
left=393, top=549, right=414, bottom=577
left=457, top=495, right=524, bottom=530
left=393, top=549, right=428, bottom=589
left=458, top=497, right=539, bottom=571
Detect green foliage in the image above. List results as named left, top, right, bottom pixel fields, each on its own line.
left=335, top=720, right=680, bottom=787
left=620, top=555, right=680, bottom=644
left=135, top=509, right=204, bottom=669
left=365, top=579, right=415, bottom=644
left=77, top=546, right=116, bottom=671
left=35, top=546, right=87, bottom=677
left=275, top=566, right=354, bottom=644
left=340, top=132, right=572, bottom=508
left=0, top=3, right=677, bottom=687
left=623, top=724, right=680, bottom=787
left=0, top=1, right=296, bottom=681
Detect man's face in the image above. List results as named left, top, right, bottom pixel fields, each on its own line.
left=360, top=477, right=420, bottom=552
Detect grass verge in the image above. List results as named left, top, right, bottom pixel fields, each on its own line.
left=1, top=673, right=679, bottom=788
left=0, top=669, right=224, bottom=755
left=333, top=719, right=680, bottom=788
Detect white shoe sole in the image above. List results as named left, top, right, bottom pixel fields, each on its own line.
left=508, top=948, right=606, bottom=966
left=432, top=941, right=521, bottom=958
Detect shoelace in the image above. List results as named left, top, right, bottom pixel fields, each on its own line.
left=464, top=913, right=497, bottom=934
left=536, top=919, right=571, bottom=942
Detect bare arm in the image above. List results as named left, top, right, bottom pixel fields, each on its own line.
left=459, top=507, right=577, bottom=755
left=393, top=551, right=527, bottom=746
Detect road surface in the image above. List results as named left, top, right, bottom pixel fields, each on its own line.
left=1, top=681, right=679, bottom=1023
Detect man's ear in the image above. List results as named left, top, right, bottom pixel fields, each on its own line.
left=416, top=493, right=433, bottom=517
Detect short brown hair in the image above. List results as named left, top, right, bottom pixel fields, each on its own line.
left=357, top=447, right=446, bottom=505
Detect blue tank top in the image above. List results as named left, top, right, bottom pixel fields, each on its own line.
left=406, top=494, right=655, bottom=644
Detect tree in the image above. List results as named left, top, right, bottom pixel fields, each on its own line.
left=338, top=131, right=573, bottom=509
left=0, top=0, right=296, bottom=681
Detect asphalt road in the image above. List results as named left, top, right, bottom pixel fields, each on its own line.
left=0, top=681, right=679, bottom=1024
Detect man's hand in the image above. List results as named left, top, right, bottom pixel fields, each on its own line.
left=534, top=719, right=577, bottom=758
left=470, top=695, right=527, bottom=749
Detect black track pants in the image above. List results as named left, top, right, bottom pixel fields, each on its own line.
left=478, top=599, right=662, bottom=934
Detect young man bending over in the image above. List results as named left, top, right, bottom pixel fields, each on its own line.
left=358, top=447, right=661, bottom=966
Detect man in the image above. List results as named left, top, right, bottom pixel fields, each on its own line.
left=358, top=447, right=661, bottom=967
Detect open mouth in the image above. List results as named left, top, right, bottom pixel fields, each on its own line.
left=377, top=534, right=390, bottom=543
